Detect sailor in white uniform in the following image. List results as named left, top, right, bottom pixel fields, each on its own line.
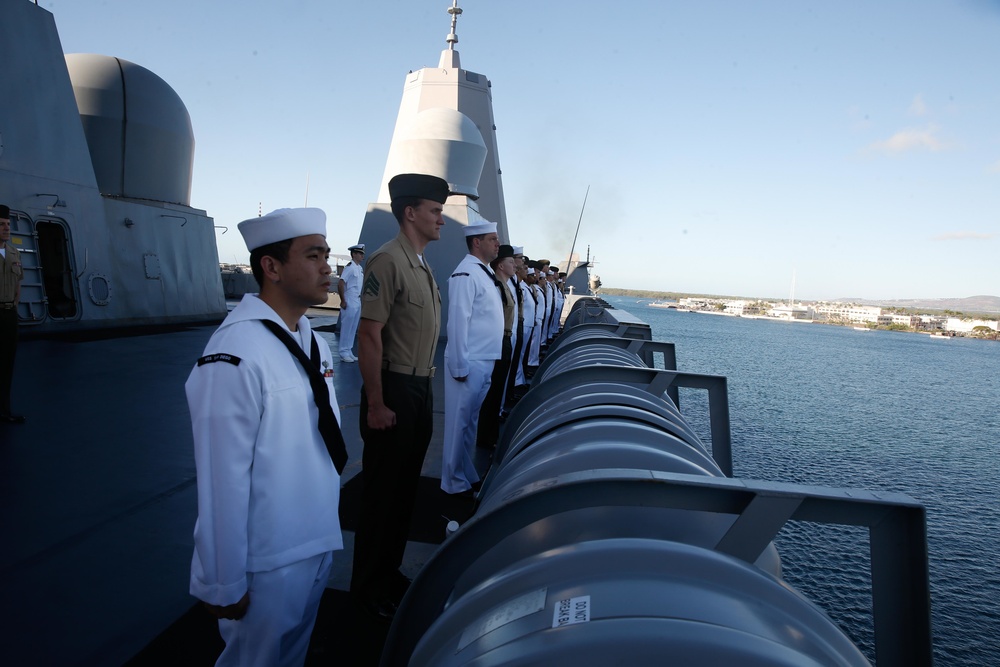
left=515, top=264, right=536, bottom=387
left=441, top=221, right=502, bottom=494
left=527, top=265, right=546, bottom=369
left=551, top=271, right=566, bottom=339
left=337, top=243, right=365, bottom=362
left=186, top=208, right=345, bottom=667
left=543, top=268, right=557, bottom=343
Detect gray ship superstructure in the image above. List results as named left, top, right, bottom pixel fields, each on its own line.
left=0, top=0, right=225, bottom=333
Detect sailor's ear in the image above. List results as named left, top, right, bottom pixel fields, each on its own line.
left=259, top=255, right=282, bottom=283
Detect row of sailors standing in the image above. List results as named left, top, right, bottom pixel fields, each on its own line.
left=441, top=221, right=566, bottom=495
left=184, top=175, right=574, bottom=657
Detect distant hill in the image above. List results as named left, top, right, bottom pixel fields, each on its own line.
left=832, top=295, right=1000, bottom=314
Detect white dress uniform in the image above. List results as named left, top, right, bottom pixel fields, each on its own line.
left=186, top=294, right=343, bottom=667
left=338, top=260, right=363, bottom=359
left=543, top=279, right=556, bottom=342
left=551, top=286, right=564, bottom=338
left=516, top=278, right=536, bottom=385
left=540, top=280, right=552, bottom=344
left=528, top=283, right=545, bottom=367
left=442, top=254, right=503, bottom=493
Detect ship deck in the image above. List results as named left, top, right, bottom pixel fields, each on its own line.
left=0, top=308, right=484, bottom=666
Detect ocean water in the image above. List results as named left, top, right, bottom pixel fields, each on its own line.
left=602, top=296, right=1000, bottom=666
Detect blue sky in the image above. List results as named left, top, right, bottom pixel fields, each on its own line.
left=48, top=0, right=999, bottom=301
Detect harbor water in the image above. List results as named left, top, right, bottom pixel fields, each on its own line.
left=604, top=296, right=1000, bottom=666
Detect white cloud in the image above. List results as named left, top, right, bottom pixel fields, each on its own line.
left=932, top=231, right=995, bottom=241
left=908, top=94, right=928, bottom=116
left=865, top=124, right=953, bottom=154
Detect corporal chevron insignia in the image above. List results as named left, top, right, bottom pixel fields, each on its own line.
left=363, top=273, right=381, bottom=297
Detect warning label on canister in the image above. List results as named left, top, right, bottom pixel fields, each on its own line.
left=552, top=595, right=591, bottom=628
left=457, top=588, right=547, bottom=651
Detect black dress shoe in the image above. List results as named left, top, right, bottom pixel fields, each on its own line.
left=390, top=572, right=412, bottom=605
left=0, top=413, right=25, bottom=424
left=359, top=597, right=397, bottom=622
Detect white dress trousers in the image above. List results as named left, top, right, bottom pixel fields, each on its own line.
left=338, top=262, right=363, bottom=357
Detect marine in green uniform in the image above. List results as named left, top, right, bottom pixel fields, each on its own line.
left=350, top=173, right=454, bottom=620
left=0, top=205, right=25, bottom=424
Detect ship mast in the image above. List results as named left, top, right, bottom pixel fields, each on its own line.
left=447, top=0, right=462, bottom=49
left=441, top=1, right=463, bottom=68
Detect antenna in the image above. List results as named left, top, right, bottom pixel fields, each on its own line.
left=304, top=172, right=310, bottom=207
left=563, top=186, right=590, bottom=274
left=446, top=0, right=462, bottom=49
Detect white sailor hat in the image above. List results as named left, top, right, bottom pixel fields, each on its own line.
left=463, top=221, right=497, bottom=237
left=526, top=268, right=535, bottom=276
left=238, top=208, right=326, bottom=251
left=348, top=243, right=365, bottom=253
left=512, top=245, right=524, bottom=255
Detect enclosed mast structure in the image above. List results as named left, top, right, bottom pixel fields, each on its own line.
left=357, top=2, right=510, bottom=320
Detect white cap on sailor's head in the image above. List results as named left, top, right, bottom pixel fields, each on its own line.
left=348, top=243, right=365, bottom=253
left=512, top=245, right=524, bottom=255
left=238, top=208, right=326, bottom=251
left=463, top=221, right=498, bottom=237
left=526, top=268, right=535, bottom=276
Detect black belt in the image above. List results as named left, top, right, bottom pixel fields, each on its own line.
left=382, top=361, right=436, bottom=378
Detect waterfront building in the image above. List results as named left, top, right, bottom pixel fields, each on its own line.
left=767, top=303, right=814, bottom=320
left=945, top=317, right=999, bottom=334
left=814, top=303, right=882, bottom=324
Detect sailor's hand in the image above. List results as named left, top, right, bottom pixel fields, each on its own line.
left=367, top=403, right=397, bottom=430
left=203, top=592, right=250, bottom=620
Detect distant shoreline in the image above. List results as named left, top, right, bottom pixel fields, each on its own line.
left=599, top=288, right=1000, bottom=320
left=600, top=292, right=999, bottom=341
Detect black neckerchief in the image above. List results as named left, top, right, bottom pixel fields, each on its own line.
left=476, top=263, right=507, bottom=307
left=261, top=319, right=348, bottom=474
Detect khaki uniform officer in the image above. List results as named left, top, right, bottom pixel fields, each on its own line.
left=0, top=204, right=25, bottom=424
left=350, top=173, right=454, bottom=621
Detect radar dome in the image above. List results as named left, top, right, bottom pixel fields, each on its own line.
left=66, top=53, right=195, bottom=205
left=391, top=107, right=487, bottom=199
